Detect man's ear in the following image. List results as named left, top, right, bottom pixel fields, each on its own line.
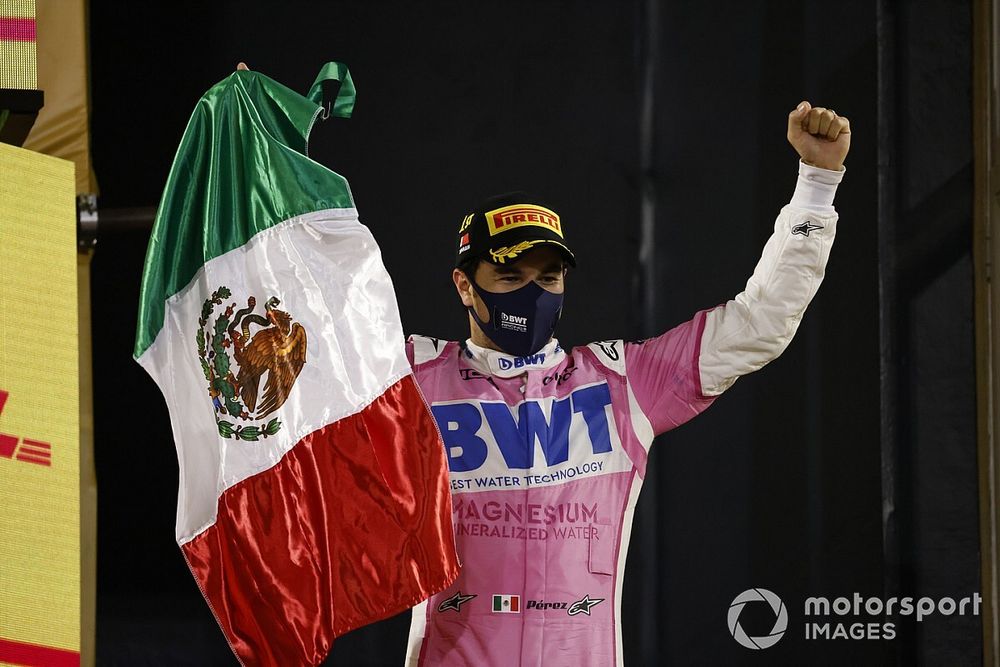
left=452, top=268, right=475, bottom=308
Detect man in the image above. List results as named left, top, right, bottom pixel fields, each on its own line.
left=403, top=101, right=849, bottom=665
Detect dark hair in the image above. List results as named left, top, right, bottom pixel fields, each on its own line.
left=457, top=256, right=481, bottom=280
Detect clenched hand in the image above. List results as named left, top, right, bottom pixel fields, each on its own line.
left=787, top=101, right=851, bottom=171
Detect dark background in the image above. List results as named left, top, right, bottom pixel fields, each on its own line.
left=87, top=1, right=979, bottom=665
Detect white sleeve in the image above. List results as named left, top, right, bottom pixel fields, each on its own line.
left=698, top=161, right=844, bottom=396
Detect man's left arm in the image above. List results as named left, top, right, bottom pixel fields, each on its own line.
left=624, top=101, right=851, bottom=435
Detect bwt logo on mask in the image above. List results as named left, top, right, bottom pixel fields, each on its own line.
left=432, top=383, right=614, bottom=472
left=499, top=312, right=528, bottom=333
left=497, top=353, right=545, bottom=371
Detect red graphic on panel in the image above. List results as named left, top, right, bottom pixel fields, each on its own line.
left=0, top=390, right=52, bottom=467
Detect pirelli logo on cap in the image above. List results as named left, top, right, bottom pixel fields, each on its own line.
left=485, top=204, right=562, bottom=237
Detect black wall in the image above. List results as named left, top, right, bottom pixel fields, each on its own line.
left=634, top=3, right=886, bottom=665
left=880, top=2, right=980, bottom=665
left=87, top=1, right=979, bottom=665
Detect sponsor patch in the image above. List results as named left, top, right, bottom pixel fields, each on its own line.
left=432, top=383, right=615, bottom=474
left=595, top=341, right=619, bottom=361
left=493, top=594, right=521, bottom=613
left=458, top=368, right=499, bottom=389
left=498, top=311, right=528, bottom=333
left=437, top=591, right=476, bottom=613
left=496, top=352, right=544, bottom=371
left=485, top=204, right=562, bottom=238
left=542, top=365, right=577, bottom=386
left=791, top=221, right=823, bottom=237
left=568, top=594, right=605, bottom=616
left=524, top=595, right=605, bottom=616
left=527, top=600, right=569, bottom=610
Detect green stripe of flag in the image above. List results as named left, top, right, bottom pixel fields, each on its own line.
left=134, top=65, right=355, bottom=359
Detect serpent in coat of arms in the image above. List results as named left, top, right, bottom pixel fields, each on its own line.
left=197, top=287, right=307, bottom=441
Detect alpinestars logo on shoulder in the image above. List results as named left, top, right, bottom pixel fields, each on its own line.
left=791, top=221, right=823, bottom=237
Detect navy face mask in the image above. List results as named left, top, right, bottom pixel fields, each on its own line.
left=467, top=278, right=563, bottom=357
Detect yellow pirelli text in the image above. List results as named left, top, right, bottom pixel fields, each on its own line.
left=485, top=204, right=562, bottom=237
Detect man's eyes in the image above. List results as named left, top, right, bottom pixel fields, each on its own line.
left=495, top=275, right=560, bottom=283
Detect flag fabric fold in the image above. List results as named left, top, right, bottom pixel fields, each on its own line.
left=134, top=64, right=459, bottom=666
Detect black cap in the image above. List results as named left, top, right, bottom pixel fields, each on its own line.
left=455, top=192, right=576, bottom=268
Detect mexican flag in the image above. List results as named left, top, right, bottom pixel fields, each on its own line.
left=493, top=595, right=520, bottom=613
left=134, top=64, right=459, bottom=666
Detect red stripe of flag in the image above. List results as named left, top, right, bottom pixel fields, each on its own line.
left=0, top=17, right=36, bottom=41
left=0, top=390, right=9, bottom=415
left=0, top=637, right=79, bottom=667
left=182, top=375, right=459, bottom=665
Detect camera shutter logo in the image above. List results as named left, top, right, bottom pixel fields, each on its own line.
left=728, top=588, right=788, bottom=649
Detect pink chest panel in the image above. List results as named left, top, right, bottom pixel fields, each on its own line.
left=407, top=342, right=649, bottom=665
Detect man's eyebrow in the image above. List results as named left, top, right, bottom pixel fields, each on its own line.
left=540, top=262, right=565, bottom=273
left=491, top=264, right=523, bottom=275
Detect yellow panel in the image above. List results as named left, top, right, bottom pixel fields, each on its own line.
left=0, top=0, right=35, bottom=19
left=78, top=250, right=96, bottom=667
left=0, top=143, right=79, bottom=655
left=23, top=0, right=98, bottom=195
left=0, top=39, right=37, bottom=90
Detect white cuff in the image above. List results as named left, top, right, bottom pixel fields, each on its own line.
left=789, top=160, right=845, bottom=213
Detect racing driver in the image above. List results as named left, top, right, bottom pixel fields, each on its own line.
left=403, top=101, right=850, bottom=666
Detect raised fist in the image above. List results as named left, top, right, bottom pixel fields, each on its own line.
left=787, top=101, right=851, bottom=172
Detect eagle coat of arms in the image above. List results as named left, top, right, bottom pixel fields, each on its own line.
left=197, top=286, right=307, bottom=441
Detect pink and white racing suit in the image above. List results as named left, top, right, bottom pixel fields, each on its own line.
left=404, top=162, right=842, bottom=666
